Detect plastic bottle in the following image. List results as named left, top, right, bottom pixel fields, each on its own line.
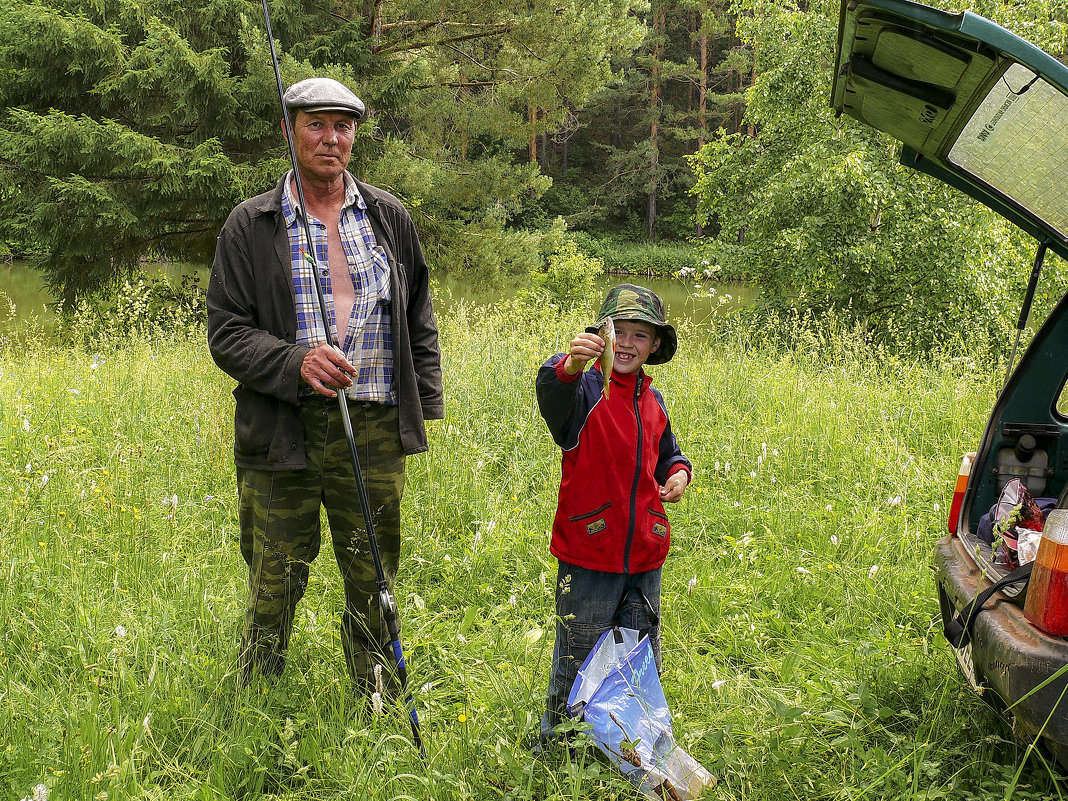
left=1024, top=509, right=1068, bottom=636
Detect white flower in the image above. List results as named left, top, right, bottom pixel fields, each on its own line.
left=371, top=692, right=384, bottom=716
left=749, top=471, right=757, bottom=478
left=143, top=714, right=151, bottom=733
left=724, top=462, right=730, bottom=473
left=687, top=577, right=698, bottom=595
left=711, top=679, right=727, bottom=689
left=41, top=474, right=48, bottom=488
left=772, top=449, right=779, bottom=457
left=771, top=477, right=776, bottom=484
left=509, top=594, right=517, bottom=608
left=757, top=455, right=763, bottom=468
left=888, top=495, right=902, bottom=507
left=933, top=502, right=941, bottom=512
left=443, top=554, right=451, bottom=562
left=374, top=664, right=384, bottom=695
left=826, top=504, right=833, bottom=512
left=830, top=535, right=838, bottom=547
left=457, top=634, right=468, bottom=645
left=22, top=418, right=29, bottom=432
left=797, top=567, right=812, bottom=575
left=24, top=463, right=31, bottom=473
left=714, top=461, right=721, bottom=473
left=115, top=625, right=127, bottom=638
left=868, top=565, right=879, bottom=579
left=31, top=784, right=48, bottom=801
left=761, top=442, right=767, bottom=459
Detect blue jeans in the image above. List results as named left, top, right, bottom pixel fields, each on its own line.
left=540, top=560, right=662, bottom=745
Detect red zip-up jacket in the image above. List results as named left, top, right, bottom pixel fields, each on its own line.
left=536, top=354, right=692, bottom=574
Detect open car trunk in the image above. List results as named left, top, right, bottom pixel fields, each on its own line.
left=831, top=0, right=1068, bottom=766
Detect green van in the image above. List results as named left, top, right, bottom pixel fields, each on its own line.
left=831, top=0, right=1068, bottom=766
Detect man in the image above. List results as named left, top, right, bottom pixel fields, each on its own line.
left=207, top=77, right=443, bottom=697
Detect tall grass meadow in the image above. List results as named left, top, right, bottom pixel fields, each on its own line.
left=1, top=277, right=1064, bottom=800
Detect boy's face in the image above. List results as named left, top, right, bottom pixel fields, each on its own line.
left=612, top=320, right=661, bottom=374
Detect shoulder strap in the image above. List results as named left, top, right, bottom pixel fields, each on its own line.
left=944, top=562, right=1033, bottom=649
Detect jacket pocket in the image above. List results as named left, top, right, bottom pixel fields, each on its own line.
left=569, top=502, right=612, bottom=537
left=648, top=508, right=669, bottom=538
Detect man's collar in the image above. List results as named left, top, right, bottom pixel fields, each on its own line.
left=281, top=170, right=365, bottom=226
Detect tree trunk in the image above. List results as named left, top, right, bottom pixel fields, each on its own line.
left=529, top=105, right=538, bottom=163
left=647, top=2, right=666, bottom=243
left=696, top=22, right=708, bottom=237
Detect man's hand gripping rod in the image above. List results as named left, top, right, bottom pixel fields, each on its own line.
left=258, top=0, right=426, bottom=761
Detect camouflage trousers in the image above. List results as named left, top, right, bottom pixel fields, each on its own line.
left=236, top=397, right=405, bottom=697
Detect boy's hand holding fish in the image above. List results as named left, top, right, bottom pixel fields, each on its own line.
left=563, top=331, right=607, bottom=375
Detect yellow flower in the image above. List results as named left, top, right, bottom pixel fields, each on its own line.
left=457, top=713, right=467, bottom=723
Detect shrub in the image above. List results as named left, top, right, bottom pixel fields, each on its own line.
left=61, top=273, right=205, bottom=349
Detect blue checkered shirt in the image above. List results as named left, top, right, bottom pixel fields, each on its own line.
left=282, top=172, right=395, bottom=404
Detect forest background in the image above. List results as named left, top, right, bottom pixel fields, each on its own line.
left=5, top=2, right=1068, bottom=800
left=0, top=0, right=1066, bottom=351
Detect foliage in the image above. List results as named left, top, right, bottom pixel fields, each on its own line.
left=569, top=231, right=727, bottom=280
left=60, top=273, right=206, bottom=349
left=687, top=0, right=1068, bottom=353
left=3, top=309, right=1068, bottom=798
left=0, top=0, right=645, bottom=303
left=521, top=239, right=605, bottom=315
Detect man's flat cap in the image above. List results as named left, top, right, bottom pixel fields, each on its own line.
left=283, top=77, right=366, bottom=119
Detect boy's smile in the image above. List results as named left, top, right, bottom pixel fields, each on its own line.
left=611, top=320, right=661, bottom=374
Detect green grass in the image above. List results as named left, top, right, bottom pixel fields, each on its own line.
left=1, top=305, right=1064, bottom=800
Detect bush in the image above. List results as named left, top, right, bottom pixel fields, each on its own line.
left=61, top=273, right=206, bottom=349
left=567, top=233, right=716, bottom=279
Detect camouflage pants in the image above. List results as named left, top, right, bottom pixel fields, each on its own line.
left=236, top=397, right=405, bottom=697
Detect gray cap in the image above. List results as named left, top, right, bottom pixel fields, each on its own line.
left=283, top=77, right=366, bottom=119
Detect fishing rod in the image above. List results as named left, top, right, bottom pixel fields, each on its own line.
left=258, top=0, right=427, bottom=762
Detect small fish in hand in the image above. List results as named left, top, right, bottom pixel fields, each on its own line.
left=596, top=316, right=615, bottom=398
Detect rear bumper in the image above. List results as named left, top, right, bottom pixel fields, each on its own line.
left=934, top=535, right=1068, bottom=763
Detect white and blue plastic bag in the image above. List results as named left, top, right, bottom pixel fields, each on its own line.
left=568, top=627, right=715, bottom=799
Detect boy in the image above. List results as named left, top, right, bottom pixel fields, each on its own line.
left=535, top=283, right=692, bottom=746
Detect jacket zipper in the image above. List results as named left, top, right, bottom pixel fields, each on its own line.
left=623, top=375, right=643, bottom=572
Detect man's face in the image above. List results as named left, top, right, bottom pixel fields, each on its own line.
left=286, top=109, right=357, bottom=183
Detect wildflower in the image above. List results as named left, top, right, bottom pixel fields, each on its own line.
left=714, top=461, right=721, bottom=473
left=757, top=455, right=763, bottom=468
left=830, top=535, right=838, bottom=547
left=22, top=418, right=29, bottom=432
left=371, top=692, right=384, bottom=716
left=772, top=449, right=779, bottom=457
left=797, top=567, right=812, bottom=575
left=724, top=462, right=730, bottom=473
left=41, top=475, right=48, bottom=488
left=687, top=577, right=697, bottom=595
left=458, top=713, right=467, bottom=723
left=711, top=679, right=727, bottom=689
left=457, top=634, right=468, bottom=645
left=204, top=495, right=214, bottom=503
left=761, top=442, right=767, bottom=459
left=374, top=664, right=385, bottom=696
left=826, top=505, right=833, bottom=512
left=749, top=471, right=756, bottom=478
left=509, top=594, right=517, bottom=608
left=933, top=502, right=941, bottom=512
left=868, top=565, right=879, bottom=579
left=143, top=714, right=151, bottom=733
left=91, top=354, right=103, bottom=370
left=888, top=495, right=902, bottom=507
left=115, top=625, right=127, bottom=638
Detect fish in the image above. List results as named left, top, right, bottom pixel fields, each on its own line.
left=596, top=316, right=615, bottom=398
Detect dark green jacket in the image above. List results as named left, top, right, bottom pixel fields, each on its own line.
left=207, top=175, right=443, bottom=469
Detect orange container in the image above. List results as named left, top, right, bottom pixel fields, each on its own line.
left=947, top=452, right=975, bottom=535
left=1024, top=509, right=1068, bottom=636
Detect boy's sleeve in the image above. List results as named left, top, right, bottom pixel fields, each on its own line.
left=536, top=354, right=590, bottom=449
left=652, top=391, right=692, bottom=485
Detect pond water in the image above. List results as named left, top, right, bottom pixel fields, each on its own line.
left=0, top=260, right=753, bottom=334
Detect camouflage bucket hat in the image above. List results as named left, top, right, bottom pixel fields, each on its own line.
left=587, top=283, right=678, bottom=365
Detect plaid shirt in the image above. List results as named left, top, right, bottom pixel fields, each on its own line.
left=282, top=172, right=395, bottom=404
